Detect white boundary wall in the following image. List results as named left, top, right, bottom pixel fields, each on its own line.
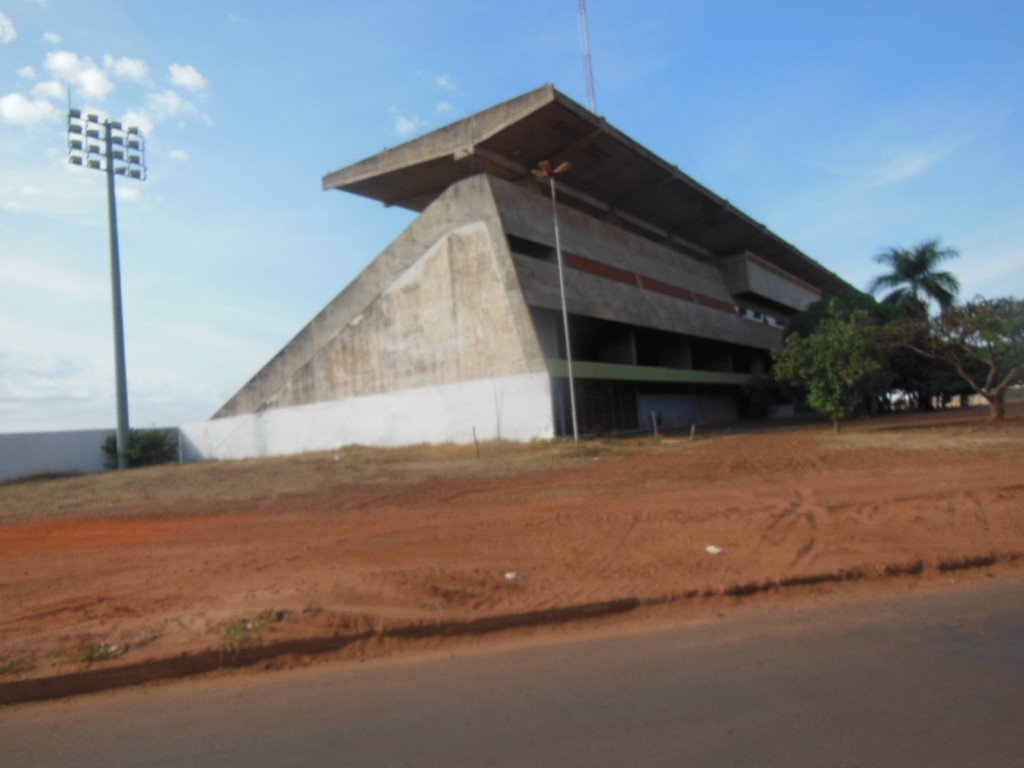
left=180, top=373, right=554, bottom=461
left=0, top=429, right=111, bottom=483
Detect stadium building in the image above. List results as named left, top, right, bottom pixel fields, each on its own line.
left=185, top=85, right=848, bottom=459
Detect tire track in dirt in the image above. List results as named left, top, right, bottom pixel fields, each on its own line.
left=758, top=488, right=822, bottom=568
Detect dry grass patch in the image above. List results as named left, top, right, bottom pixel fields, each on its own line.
left=2, top=406, right=1018, bottom=527
left=0, top=438, right=641, bottom=525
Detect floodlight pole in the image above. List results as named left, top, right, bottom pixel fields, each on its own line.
left=533, top=161, right=578, bottom=442
left=104, top=121, right=131, bottom=470
left=67, top=106, right=147, bottom=469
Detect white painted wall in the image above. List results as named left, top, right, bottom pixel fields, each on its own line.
left=0, top=429, right=111, bottom=483
left=1, top=376, right=553, bottom=480
left=180, top=373, right=555, bottom=461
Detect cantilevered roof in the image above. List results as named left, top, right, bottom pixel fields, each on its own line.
left=323, top=85, right=849, bottom=296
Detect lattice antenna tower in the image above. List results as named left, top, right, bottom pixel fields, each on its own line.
left=578, top=0, right=596, bottom=113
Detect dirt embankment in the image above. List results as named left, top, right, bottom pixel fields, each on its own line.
left=1, top=407, right=1022, bottom=701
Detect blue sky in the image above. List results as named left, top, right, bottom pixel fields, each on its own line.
left=1, top=0, right=1022, bottom=433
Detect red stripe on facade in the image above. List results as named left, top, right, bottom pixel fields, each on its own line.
left=556, top=251, right=738, bottom=316
left=694, top=292, right=736, bottom=313
left=563, top=251, right=638, bottom=287
left=638, top=276, right=694, bottom=302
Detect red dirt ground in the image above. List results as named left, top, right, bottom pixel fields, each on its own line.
left=1, top=406, right=1022, bottom=695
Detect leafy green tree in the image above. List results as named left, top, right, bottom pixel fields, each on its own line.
left=900, top=297, right=1024, bottom=422
left=773, top=304, right=887, bottom=431
left=868, top=239, right=960, bottom=316
left=101, top=428, right=178, bottom=468
left=786, top=289, right=897, bottom=338
left=784, top=290, right=950, bottom=412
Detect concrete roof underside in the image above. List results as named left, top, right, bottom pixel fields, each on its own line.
left=323, top=84, right=849, bottom=296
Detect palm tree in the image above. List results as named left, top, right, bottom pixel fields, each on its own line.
left=868, top=239, right=960, bottom=316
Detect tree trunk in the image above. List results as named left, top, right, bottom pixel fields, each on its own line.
left=986, top=393, right=1006, bottom=423
left=833, top=418, right=841, bottom=433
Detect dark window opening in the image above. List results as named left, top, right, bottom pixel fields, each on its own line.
left=508, top=234, right=556, bottom=264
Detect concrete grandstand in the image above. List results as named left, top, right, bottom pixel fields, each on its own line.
left=183, top=85, right=849, bottom=459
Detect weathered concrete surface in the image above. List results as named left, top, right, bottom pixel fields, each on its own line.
left=721, top=251, right=821, bottom=312
left=494, top=177, right=785, bottom=351
left=322, top=85, right=558, bottom=211
left=270, top=222, right=524, bottom=407
left=215, top=171, right=798, bottom=439
left=216, top=175, right=545, bottom=418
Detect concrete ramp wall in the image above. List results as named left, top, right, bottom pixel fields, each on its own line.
left=216, top=174, right=545, bottom=419
left=181, top=373, right=553, bottom=461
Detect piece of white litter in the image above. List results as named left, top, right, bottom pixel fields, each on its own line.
left=706, top=545, right=723, bottom=555
left=504, top=570, right=518, bottom=582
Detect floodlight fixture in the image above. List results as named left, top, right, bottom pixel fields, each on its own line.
left=66, top=105, right=148, bottom=469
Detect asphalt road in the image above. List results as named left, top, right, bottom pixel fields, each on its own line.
left=2, top=580, right=1022, bottom=767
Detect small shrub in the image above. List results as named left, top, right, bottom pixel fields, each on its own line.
left=0, top=655, right=35, bottom=676
left=76, top=641, right=127, bottom=663
left=222, top=610, right=284, bottom=648
left=102, top=428, right=178, bottom=469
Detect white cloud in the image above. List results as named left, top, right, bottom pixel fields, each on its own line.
left=436, top=101, right=452, bottom=113
left=118, top=89, right=201, bottom=136
left=170, top=149, right=190, bottom=161
left=77, top=67, right=115, bottom=101
left=0, top=12, right=16, bottom=44
left=45, top=50, right=85, bottom=80
left=45, top=50, right=115, bottom=100
left=104, top=55, right=150, bottom=85
left=42, top=31, right=62, bottom=45
left=121, top=109, right=153, bottom=135
left=867, top=146, right=955, bottom=187
left=117, top=186, right=141, bottom=202
left=31, top=80, right=65, bottom=101
left=147, top=89, right=195, bottom=120
left=436, top=75, right=456, bottom=91
left=168, top=63, right=208, bottom=91
left=18, top=65, right=36, bottom=80
left=395, top=115, right=425, bottom=136
left=0, top=256, right=103, bottom=298
left=0, top=92, right=58, bottom=125
left=0, top=348, right=104, bottom=414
